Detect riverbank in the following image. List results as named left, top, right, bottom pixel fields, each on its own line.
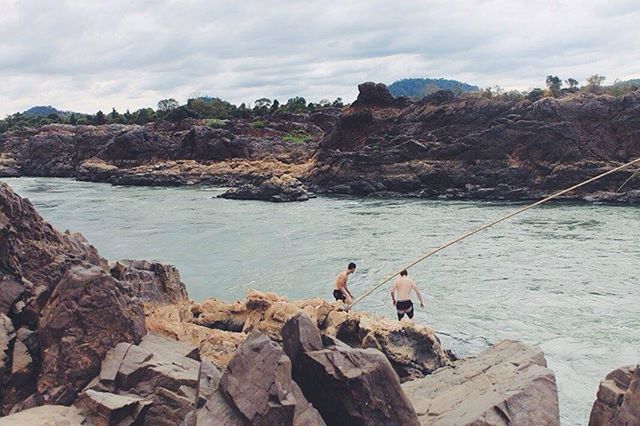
left=4, top=176, right=640, bottom=423
left=0, top=180, right=563, bottom=425
left=2, top=83, right=640, bottom=203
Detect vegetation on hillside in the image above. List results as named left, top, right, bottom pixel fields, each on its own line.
left=388, top=78, right=480, bottom=98
left=0, top=96, right=344, bottom=133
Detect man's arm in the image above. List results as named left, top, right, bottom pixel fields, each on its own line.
left=390, top=282, right=397, bottom=306
left=412, top=282, right=425, bottom=308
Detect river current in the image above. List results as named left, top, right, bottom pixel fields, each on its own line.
left=2, top=177, right=638, bottom=425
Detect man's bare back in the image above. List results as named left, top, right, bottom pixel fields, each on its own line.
left=390, top=270, right=424, bottom=320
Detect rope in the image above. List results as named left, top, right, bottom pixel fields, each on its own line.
left=349, top=157, right=640, bottom=309
left=617, top=168, right=640, bottom=192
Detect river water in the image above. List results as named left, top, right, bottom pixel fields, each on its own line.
left=2, top=177, right=638, bottom=425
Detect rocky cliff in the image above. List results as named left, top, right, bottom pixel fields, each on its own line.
left=0, top=181, right=566, bottom=424
left=2, top=83, right=639, bottom=202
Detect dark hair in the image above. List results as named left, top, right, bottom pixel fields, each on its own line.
left=348, top=262, right=356, bottom=270
left=400, top=269, right=408, bottom=276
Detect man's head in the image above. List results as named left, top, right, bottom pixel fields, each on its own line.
left=400, top=269, right=408, bottom=277
left=347, top=262, right=357, bottom=273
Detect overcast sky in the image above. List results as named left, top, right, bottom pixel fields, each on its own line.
left=1, top=0, right=639, bottom=115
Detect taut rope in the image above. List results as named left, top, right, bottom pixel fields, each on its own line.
left=349, top=157, right=640, bottom=309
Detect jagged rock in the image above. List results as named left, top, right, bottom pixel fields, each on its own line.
left=110, top=259, right=188, bottom=304
left=75, top=389, right=152, bottom=425
left=589, top=365, right=640, bottom=426
left=145, top=302, right=246, bottom=369
left=176, top=126, right=249, bottom=160
left=281, top=313, right=418, bottom=426
left=183, top=290, right=451, bottom=379
left=37, top=263, right=146, bottom=403
left=402, top=340, right=560, bottom=425
left=352, top=82, right=396, bottom=107
left=197, top=332, right=325, bottom=426
left=0, top=313, right=15, bottom=381
left=219, top=175, right=312, bottom=202
left=87, top=334, right=221, bottom=426
left=0, top=404, right=86, bottom=425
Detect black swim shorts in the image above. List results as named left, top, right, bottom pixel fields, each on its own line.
left=395, top=299, right=414, bottom=320
left=333, top=289, right=346, bottom=301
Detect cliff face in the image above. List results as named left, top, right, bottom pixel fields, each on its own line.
left=311, top=82, right=640, bottom=201
left=1, top=84, right=639, bottom=202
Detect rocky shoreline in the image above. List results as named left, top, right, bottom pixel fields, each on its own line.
left=1, top=182, right=638, bottom=424
left=2, top=83, right=640, bottom=204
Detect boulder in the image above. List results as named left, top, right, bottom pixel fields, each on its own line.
left=352, top=82, right=396, bottom=108
left=402, top=340, right=560, bottom=425
left=589, top=365, right=640, bottom=426
left=219, top=175, right=312, bottom=202
left=110, top=259, right=188, bottom=304
left=0, top=404, right=86, bottom=425
left=282, top=314, right=419, bottom=426
left=198, top=332, right=325, bottom=425
left=75, top=389, right=151, bottom=425
left=87, top=334, right=222, bottom=426
left=37, top=263, right=147, bottom=403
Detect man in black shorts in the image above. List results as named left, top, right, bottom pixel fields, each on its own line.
left=390, top=269, right=424, bottom=320
left=333, top=262, right=356, bottom=304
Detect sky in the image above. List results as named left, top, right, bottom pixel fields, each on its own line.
left=1, top=0, right=639, bottom=116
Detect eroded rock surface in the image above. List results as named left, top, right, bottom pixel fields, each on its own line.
left=110, top=259, right=188, bottom=304
left=589, top=365, right=640, bottom=426
left=219, top=174, right=312, bottom=202
left=282, top=313, right=419, bottom=426
left=402, top=340, right=560, bottom=425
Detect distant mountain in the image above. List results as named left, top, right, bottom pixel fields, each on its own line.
left=22, top=105, right=63, bottom=117
left=388, top=78, right=479, bottom=98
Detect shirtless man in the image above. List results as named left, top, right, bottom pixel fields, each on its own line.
left=333, top=262, right=356, bottom=304
left=390, top=269, right=424, bottom=320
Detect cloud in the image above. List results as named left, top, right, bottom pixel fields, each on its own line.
left=0, top=0, right=639, bottom=115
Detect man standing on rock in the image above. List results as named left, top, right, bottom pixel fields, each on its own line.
left=390, top=269, right=424, bottom=320
left=333, top=262, right=356, bottom=304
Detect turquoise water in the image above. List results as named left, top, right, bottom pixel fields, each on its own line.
left=2, top=177, right=638, bottom=425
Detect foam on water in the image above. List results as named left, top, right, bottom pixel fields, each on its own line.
left=3, top=177, right=639, bottom=425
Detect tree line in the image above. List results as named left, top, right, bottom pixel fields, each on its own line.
left=477, top=74, right=638, bottom=102
left=0, top=96, right=344, bottom=133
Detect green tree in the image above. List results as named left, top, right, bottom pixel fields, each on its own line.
left=331, top=97, right=344, bottom=107
left=270, top=99, right=280, bottom=113
left=253, top=98, right=272, bottom=116
left=565, top=78, right=579, bottom=92
left=527, top=88, right=545, bottom=102
left=110, top=108, right=120, bottom=121
left=285, top=97, right=307, bottom=112
left=69, top=113, right=77, bottom=125
left=157, top=98, right=180, bottom=112
left=545, top=75, right=562, bottom=97
left=586, top=74, right=606, bottom=93
left=94, top=110, right=106, bottom=125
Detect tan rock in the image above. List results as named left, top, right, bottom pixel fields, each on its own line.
left=0, top=405, right=85, bottom=425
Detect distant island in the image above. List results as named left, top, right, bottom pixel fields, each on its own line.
left=388, top=78, right=479, bottom=98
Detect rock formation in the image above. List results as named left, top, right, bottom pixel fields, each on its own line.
left=402, top=340, right=560, bottom=425
left=312, top=85, right=640, bottom=202
left=589, top=365, right=640, bottom=426
left=219, top=174, right=312, bottom=202
left=0, top=181, right=569, bottom=425
left=2, top=84, right=639, bottom=202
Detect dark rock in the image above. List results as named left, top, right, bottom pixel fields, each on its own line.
left=110, top=259, right=188, bottom=304
left=206, top=332, right=325, bottom=425
left=88, top=334, right=222, bottom=426
left=176, top=127, right=249, bottom=160
left=589, top=365, right=640, bottom=426
left=219, top=175, right=312, bottom=202
left=282, top=314, right=419, bottom=426
left=37, top=262, right=147, bottom=401
left=99, top=127, right=177, bottom=162
left=352, top=82, right=396, bottom=108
